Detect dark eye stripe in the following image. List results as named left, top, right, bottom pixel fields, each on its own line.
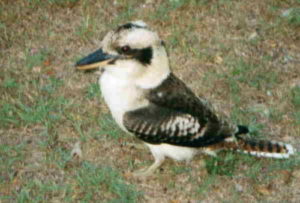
left=117, top=23, right=146, bottom=32
left=121, top=46, right=130, bottom=53
left=134, top=47, right=153, bottom=65
left=117, top=46, right=153, bottom=65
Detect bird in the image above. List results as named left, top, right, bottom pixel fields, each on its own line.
left=75, top=21, right=295, bottom=176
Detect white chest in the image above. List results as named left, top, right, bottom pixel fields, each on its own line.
left=99, top=72, right=148, bottom=129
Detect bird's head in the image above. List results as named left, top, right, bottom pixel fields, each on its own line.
left=75, top=21, right=170, bottom=88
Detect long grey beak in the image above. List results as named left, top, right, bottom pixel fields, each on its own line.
left=75, top=49, right=118, bottom=70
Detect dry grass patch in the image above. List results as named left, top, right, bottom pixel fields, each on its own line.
left=1, top=0, right=300, bottom=202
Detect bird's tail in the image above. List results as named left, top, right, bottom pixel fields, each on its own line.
left=220, top=136, right=295, bottom=159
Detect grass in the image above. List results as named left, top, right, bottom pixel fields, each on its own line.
left=1, top=0, right=300, bottom=202
left=74, top=162, right=140, bottom=202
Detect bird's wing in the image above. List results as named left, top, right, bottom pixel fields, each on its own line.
left=124, top=104, right=227, bottom=147
left=123, top=73, right=238, bottom=147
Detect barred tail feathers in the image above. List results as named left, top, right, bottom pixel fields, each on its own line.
left=222, top=136, right=295, bottom=159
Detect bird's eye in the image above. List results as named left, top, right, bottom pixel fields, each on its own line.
left=121, top=45, right=131, bottom=53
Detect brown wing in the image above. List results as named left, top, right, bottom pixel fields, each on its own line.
left=123, top=73, right=238, bottom=147
left=123, top=104, right=229, bottom=147
left=147, top=73, right=237, bottom=135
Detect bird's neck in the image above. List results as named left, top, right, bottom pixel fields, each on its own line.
left=136, top=48, right=170, bottom=89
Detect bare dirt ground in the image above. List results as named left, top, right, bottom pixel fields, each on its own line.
left=1, top=0, right=300, bottom=202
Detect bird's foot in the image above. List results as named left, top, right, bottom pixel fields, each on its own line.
left=125, top=142, right=145, bottom=150
left=132, top=158, right=165, bottom=177
left=202, top=148, right=218, bottom=157
left=132, top=167, right=153, bottom=177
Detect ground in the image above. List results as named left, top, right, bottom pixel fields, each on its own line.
left=1, top=0, right=300, bottom=202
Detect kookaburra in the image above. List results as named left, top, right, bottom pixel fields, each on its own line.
left=75, top=21, right=295, bottom=176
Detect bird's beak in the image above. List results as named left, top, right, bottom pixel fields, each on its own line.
left=75, top=48, right=119, bottom=70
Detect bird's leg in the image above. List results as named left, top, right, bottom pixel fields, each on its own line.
left=202, top=147, right=218, bottom=157
left=133, top=156, right=165, bottom=177
left=125, top=142, right=145, bottom=150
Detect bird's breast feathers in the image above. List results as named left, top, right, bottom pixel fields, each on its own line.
left=99, top=70, right=149, bottom=129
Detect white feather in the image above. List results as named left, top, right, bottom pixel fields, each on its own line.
left=100, top=71, right=147, bottom=131
left=146, top=143, right=198, bottom=162
left=132, top=20, right=148, bottom=27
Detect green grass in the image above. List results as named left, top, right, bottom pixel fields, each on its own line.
left=0, top=142, right=26, bottom=182
left=283, top=8, right=300, bottom=26
left=111, top=3, right=137, bottom=27
left=205, top=153, right=238, bottom=177
left=294, top=111, right=300, bottom=125
left=9, top=161, right=140, bottom=202
left=47, top=0, right=79, bottom=4
left=95, top=114, right=124, bottom=140
left=75, top=162, right=140, bottom=202
left=0, top=78, right=67, bottom=128
left=86, top=82, right=101, bottom=99
left=15, top=180, right=72, bottom=202
left=26, top=0, right=79, bottom=7
left=1, top=0, right=299, bottom=202
left=292, top=86, right=300, bottom=125
left=75, top=14, right=97, bottom=40
left=291, top=86, right=300, bottom=109
left=3, top=77, right=19, bottom=89
left=194, top=176, right=217, bottom=198
left=223, top=57, right=279, bottom=92
left=171, top=165, right=192, bottom=175
left=25, top=48, right=51, bottom=69
left=2, top=75, right=67, bottom=129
